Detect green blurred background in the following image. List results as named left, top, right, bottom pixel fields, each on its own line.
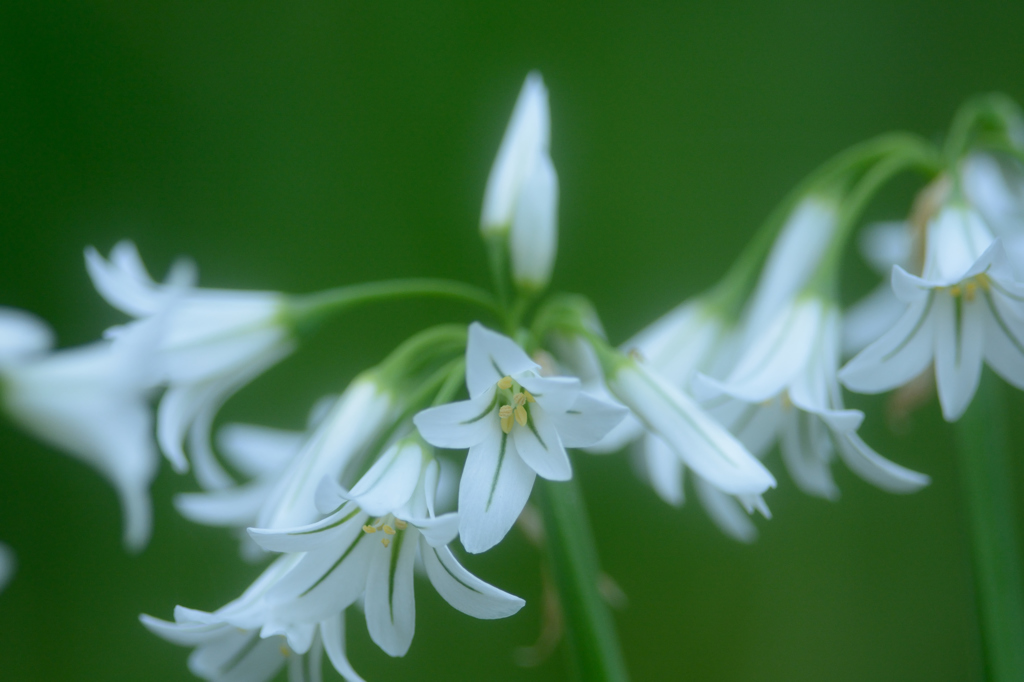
left=2, top=2, right=1024, bottom=680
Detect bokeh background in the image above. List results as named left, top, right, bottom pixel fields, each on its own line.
left=2, top=2, right=1024, bottom=680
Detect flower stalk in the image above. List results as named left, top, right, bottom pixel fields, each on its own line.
left=955, top=369, right=1024, bottom=682
left=537, top=476, right=630, bottom=682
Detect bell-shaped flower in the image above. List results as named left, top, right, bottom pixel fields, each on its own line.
left=0, top=306, right=159, bottom=550
left=85, top=240, right=297, bottom=478
left=0, top=542, right=14, bottom=593
left=142, top=554, right=365, bottom=682
left=248, top=442, right=524, bottom=658
left=413, top=323, right=627, bottom=553
left=840, top=204, right=1024, bottom=421
left=481, top=72, right=559, bottom=292
left=696, top=296, right=930, bottom=498
left=604, top=355, right=777, bottom=499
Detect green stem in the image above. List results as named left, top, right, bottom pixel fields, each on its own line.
left=484, top=231, right=512, bottom=315
left=954, top=369, right=1024, bottom=682
left=286, top=279, right=501, bottom=334
left=537, top=477, right=630, bottom=682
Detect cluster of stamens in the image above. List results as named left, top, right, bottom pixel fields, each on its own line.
left=496, top=375, right=535, bottom=434
left=362, top=515, right=408, bottom=548
left=947, top=272, right=992, bottom=301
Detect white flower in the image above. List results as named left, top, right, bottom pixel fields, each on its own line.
left=695, top=297, right=930, bottom=498
left=963, top=153, right=1024, bottom=271
left=413, top=323, right=627, bottom=552
left=0, top=306, right=159, bottom=550
left=840, top=205, right=1024, bottom=421
left=0, top=542, right=15, bottom=593
left=481, top=72, right=559, bottom=292
left=85, top=240, right=297, bottom=478
left=605, top=357, right=777, bottom=498
left=142, top=555, right=365, bottom=682
left=248, top=444, right=524, bottom=658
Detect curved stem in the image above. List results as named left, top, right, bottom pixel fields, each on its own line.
left=955, top=370, right=1024, bottom=682
left=286, top=279, right=501, bottom=333
left=537, top=476, right=630, bottom=682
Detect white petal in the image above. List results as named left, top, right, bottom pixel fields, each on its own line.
left=481, top=72, right=550, bottom=231
left=859, top=221, right=913, bottom=274
left=458, top=428, right=537, bottom=553
left=836, top=432, right=930, bottom=493
left=266, top=537, right=373, bottom=624
left=699, top=299, right=822, bottom=404
left=510, top=153, right=559, bottom=290
left=639, top=433, right=685, bottom=506
left=779, top=410, right=839, bottom=500
left=583, top=410, right=644, bottom=455
left=139, top=612, right=230, bottom=647
left=0, top=307, right=54, bottom=361
left=422, top=540, right=526, bottom=619
left=511, top=404, right=571, bottom=481
left=413, top=387, right=498, bottom=449
left=922, top=206, right=995, bottom=284
left=465, top=323, right=539, bottom=398
left=839, top=295, right=936, bottom=394
left=175, top=482, right=271, bottom=528
left=891, top=266, right=934, bottom=304
left=694, top=477, right=758, bottom=543
left=408, top=512, right=460, bottom=548
left=321, top=614, right=367, bottom=682
left=842, top=284, right=908, bottom=357
left=518, top=375, right=580, bottom=414
left=347, top=440, right=423, bottom=516
left=217, top=423, right=304, bottom=478
left=249, top=503, right=365, bottom=554
left=981, top=290, right=1024, bottom=388
left=610, top=364, right=776, bottom=496
left=934, top=294, right=985, bottom=421
left=197, top=634, right=284, bottom=682
left=364, top=530, right=418, bottom=657
left=84, top=241, right=164, bottom=316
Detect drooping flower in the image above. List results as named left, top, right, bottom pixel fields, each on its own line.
left=0, top=306, right=159, bottom=550
left=840, top=204, right=1024, bottom=421
left=413, top=323, right=627, bottom=553
left=248, top=442, right=525, bottom=657
left=85, top=240, right=297, bottom=479
left=480, top=72, right=559, bottom=292
left=142, top=554, right=365, bottom=682
left=695, top=297, right=931, bottom=499
left=962, top=153, right=1024, bottom=270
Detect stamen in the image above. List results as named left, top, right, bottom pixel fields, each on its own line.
left=383, top=524, right=396, bottom=535
left=523, top=390, right=535, bottom=403
left=949, top=284, right=962, bottom=298
left=395, top=519, right=408, bottom=530
left=977, top=273, right=992, bottom=290
left=381, top=537, right=391, bottom=548
left=362, top=524, right=377, bottom=534
left=513, top=392, right=526, bottom=407
left=965, top=281, right=978, bottom=301
left=497, top=376, right=513, bottom=390
left=515, top=405, right=528, bottom=427
left=499, top=405, right=514, bottom=434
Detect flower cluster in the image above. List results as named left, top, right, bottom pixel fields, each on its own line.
left=4, top=72, right=1024, bottom=682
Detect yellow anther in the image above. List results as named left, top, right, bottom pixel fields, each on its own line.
left=949, top=284, right=962, bottom=298
left=381, top=537, right=391, bottom=548
left=514, top=405, right=528, bottom=427
left=977, top=273, right=992, bottom=290
left=513, top=392, right=527, bottom=407
left=280, top=644, right=291, bottom=657
left=499, top=405, right=514, bottom=433
left=497, top=376, right=513, bottom=390
left=964, top=281, right=978, bottom=301
left=523, top=390, right=535, bottom=403
left=362, top=524, right=377, bottom=534
left=395, top=519, right=408, bottom=530
left=383, top=524, right=396, bottom=535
